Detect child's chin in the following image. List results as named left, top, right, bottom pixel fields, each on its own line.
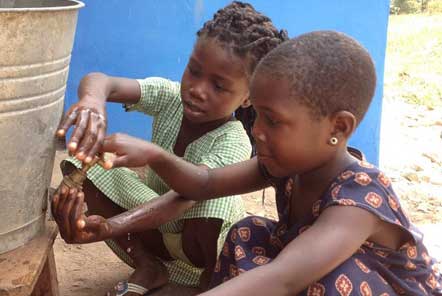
left=263, top=163, right=289, bottom=178
left=183, top=110, right=205, bottom=123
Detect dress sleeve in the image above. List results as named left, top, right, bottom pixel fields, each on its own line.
left=124, top=77, right=180, bottom=116
left=321, top=163, right=411, bottom=231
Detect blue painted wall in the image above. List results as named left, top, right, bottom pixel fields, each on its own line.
left=67, top=0, right=390, bottom=164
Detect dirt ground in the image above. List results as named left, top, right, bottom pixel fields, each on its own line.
left=50, top=99, right=442, bottom=296
left=379, top=99, right=442, bottom=225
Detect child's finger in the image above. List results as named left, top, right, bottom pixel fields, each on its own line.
left=70, top=191, right=85, bottom=236
left=61, top=188, right=77, bottom=241
left=103, top=159, right=113, bottom=170
left=82, top=215, right=104, bottom=233
left=51, top=193, right=59, bottom=220
left=57, top=108, right=78, bottom=137
left=68, top=110, right=90, bottom=154
left=55, top=187, right=72, bottom=240
left=84, top=128, right=105, bottom=164
left=100, top=134, right=118, bottom=153
left=76, top=114, right=100, bottom=161
left=55, top=186, right=69, bottom=219
left=107, top=155, right=129, bottom=169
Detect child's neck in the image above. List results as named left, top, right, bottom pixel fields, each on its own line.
left=288, top=148, right=357, bottom=225
left=292, top=148, right=356, bottom=199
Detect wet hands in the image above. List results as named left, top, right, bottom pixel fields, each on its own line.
left=57, top=101, right=107, bottom=164
left=51, top=183, right=112, bottom=244
left=101, top=133, right=161, bottom=168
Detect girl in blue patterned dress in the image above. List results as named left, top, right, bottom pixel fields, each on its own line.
left=75, top=31, right=441, bottom=295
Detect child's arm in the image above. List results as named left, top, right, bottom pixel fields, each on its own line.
left=52, top=185, right=196, bottom=243
left=101, top=133, right=268, bottom=200
left=200, top=206, right=381, bottom=296
left=57, top=72, right=141, bottom=161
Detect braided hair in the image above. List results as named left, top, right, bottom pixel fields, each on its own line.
left=197, top=1, right=288, bottom=155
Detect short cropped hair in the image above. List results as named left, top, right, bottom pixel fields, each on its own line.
left=256, top=31, right=376, bottom=124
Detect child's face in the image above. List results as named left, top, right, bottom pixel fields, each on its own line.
left=180, top=37, right=250, bottom=124
left=251, top=72, right=334, bottom=178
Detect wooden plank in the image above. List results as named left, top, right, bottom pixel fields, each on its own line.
left=30, top=248, right=59, bottom=296
left=0, top=222, right=58, bottom=296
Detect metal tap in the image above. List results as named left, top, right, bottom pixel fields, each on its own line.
left=61, top=156, right=106, bottom=190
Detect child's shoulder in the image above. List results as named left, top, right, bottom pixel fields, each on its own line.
left=328, top=160, right=394, bottom=202
left=320, top=160, right=410, bottom=228
left=336, top=160, right=388, bottom=184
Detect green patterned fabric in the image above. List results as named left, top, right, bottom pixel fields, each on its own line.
left=67, top=77, right=251, bottom=287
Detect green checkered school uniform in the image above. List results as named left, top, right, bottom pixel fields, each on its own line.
left=67, top=77, right=251, bottom=287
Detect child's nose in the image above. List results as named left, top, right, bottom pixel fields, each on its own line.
left=252, top=124, right=266, bottom=143
left=189, top=83, right=208, bottom=101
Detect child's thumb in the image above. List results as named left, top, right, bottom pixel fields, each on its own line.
left=107, top=155, right=130, bottom=169
left=100, top=134, right=120, bottom=153
left=78, top=215, right=103, bottom=232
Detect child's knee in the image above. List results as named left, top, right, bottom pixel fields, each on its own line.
left=228, top=216, right=273, bottom=241
left=182, top=218, right=223, bottom=268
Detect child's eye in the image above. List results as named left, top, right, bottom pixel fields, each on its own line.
left=265, top=115, right=278, bottom=126
left=213, top=81, right=226, bottom=92
left=255, top=112, right=278, bottom=127
left=188, top=65, right=200, bottom=77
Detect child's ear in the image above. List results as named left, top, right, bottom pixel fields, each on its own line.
left=329, top=111, right=357, bottom=142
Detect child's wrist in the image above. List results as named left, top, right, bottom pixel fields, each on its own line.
left=142, top=142, right=164, bottom=166
left=80, top=94, right=106, bottom=109
left=106, top=218, right=123, bottom=238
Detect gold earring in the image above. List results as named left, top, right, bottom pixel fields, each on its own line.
left=329, top=137, right=338, bottom=145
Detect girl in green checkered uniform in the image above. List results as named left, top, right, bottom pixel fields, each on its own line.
left=53, top=2, right=287, bottom=295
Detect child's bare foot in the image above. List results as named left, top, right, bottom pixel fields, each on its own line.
left=106, top=259, right=168, bottom=296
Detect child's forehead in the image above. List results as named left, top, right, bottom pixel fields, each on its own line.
left=250, top=72, right=316, bottom=117
left=192, top=37, right=250, bottom=77
left=251, top=75, right=291, bottom=107
left=251, top=71, right=292, bottom=96
left=194, top=37, right=240, bottom=60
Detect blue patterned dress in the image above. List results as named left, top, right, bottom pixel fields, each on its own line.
left=211, top=160, right=442, bottom=295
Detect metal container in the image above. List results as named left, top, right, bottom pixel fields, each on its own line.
left=0, top=0, right=84, bottom=254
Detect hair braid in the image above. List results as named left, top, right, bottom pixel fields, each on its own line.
left=197, top=1, right=288, bottom=155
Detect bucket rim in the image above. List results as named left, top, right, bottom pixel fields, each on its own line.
left=0, top=0, right=84, bottom=12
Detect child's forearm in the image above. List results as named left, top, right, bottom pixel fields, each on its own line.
left=78, top=72, right=141, bottom=106
left=147, top=151, right=268, bottom=200
left=102, top=135, right=268, bottom=200
left=199, top=263, right=295, bottom=296
left=147, top=149, right=214, bottom=200
left=107, top=190, right=196, bottom=237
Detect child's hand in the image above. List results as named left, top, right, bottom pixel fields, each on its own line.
left=100, top=133, right=161, bottom=169
left=51, top=184, right=112, bottom=243
left=56, top=99, right=107, bottom=164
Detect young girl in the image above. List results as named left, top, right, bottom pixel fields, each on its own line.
left=76, top=31, right=442, bottom=295
left=52, top=2, right=288, bottom=295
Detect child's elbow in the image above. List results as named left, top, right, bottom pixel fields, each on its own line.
left=269, top=262, right=303, bottom=296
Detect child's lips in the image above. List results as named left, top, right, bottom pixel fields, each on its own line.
left=183, top=100, right=204, bottom=113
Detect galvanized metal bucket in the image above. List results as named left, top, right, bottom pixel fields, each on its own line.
left=0, top=0, right=84, bottom=254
